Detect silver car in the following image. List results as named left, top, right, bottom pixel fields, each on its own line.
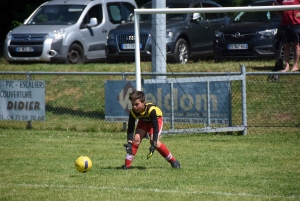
left=4, top=0, right=137, bottom=64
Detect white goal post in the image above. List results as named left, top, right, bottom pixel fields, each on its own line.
left=131, top=5, right=300, bottom=135
left=134, top=4, right=300, bottom=90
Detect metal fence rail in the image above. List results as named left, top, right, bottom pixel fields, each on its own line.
left=0, top=70, right=299, bottom=134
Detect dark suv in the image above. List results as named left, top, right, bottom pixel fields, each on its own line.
left=105, top=0, right=230, bottom=63
left=213, top=0, right=285, bottom=60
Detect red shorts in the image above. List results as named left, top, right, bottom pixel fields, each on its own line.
left=136, top=117, right=163, bottom=135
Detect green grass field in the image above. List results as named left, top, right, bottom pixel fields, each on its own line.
left=0, top=129, right=299, bottom=201
left=0, top=58, right=299, bottom=200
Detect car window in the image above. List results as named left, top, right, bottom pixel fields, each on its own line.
left=166, top=3, right=189, bottom=21
left=82, top=4, right=103, bottom=25
left=234, top=2, right=281, bottom=22
left=107, top=2, right=136, bottom=24
left=27, top=5, right=85, bottom=25
left=234, top=10, right=280, bottom=22
left=138, top=3, right=190, bottom=22
left=202, top=3, right=219, bottom=20
left=192, top=3, right=204, bottom=21
left=218, top=12, right=227, bottom=19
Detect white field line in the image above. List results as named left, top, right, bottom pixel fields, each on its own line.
left=0, top=182, right=298, bottom=199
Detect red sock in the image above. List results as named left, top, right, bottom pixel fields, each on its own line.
left=124, top=142, right=139, bottom=167
left=156, top=143, right=176, bottom=163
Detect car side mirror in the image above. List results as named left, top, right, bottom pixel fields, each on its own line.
left=127, top=13, right=134, bottom=22
left=86, top=17, right=97, bottom=27
left=192, top=13, right=201, bottom=21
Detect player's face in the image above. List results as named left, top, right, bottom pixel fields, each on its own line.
left=131, top=99, right=145, bottom=113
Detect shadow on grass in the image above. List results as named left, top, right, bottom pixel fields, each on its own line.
left=103, top=166, right=147, bottom=170
left=250, top=66, right=274, bottom=71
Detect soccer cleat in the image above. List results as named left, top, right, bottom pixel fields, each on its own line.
left=171, top=160, right=180, bottom=168
left=122, top=165, right=129, bottom=170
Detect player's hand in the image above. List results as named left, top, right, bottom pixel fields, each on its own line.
left=123, top=142, right=133, bottom=155
left=147, top=145, right=156, bottom=159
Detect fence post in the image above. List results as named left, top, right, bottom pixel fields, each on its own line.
left=122, top=72, right=127, bottom=131
left=170, top=82, right=174, bottom=130
left=206, top=81, right=211, bottom=128
left=26, top=72, right=32, bottom=130
left=241, top=65, right=247, bottom=135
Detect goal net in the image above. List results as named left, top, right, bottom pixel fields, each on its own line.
left=130, top=6, right=257, bottom=135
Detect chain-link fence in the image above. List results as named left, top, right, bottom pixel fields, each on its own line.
left=245, top=72, right=299, bottom=133
left=0, top=71, right=299, bottom=134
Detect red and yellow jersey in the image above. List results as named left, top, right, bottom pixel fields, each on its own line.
left=130, top=103, right=162, bottom=122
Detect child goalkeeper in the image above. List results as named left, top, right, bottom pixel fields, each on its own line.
left=122, top=90, right=180, bottom=169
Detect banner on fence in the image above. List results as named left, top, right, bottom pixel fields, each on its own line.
left=105, top=80, right=230, bottom=124
left=0, top=80, right=46, bottom=121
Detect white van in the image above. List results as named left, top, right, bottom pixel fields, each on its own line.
left=4, top=0, right=137, bottom=64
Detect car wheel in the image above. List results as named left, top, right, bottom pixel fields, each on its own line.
left=66, top=44, right=85, bottom=64
left=174, top=38, right=189, bottom=64
left=279, top=42, right=294, bottom=61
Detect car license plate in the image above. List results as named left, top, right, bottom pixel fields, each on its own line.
left=16, top=47, right=34, bottom=52
left=227, top=44, right=248, bottom=50
left=121, top=44, right=142, bottom=50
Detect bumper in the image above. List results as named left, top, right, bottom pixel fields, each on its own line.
left=5, top=38, right=68, bottom=63
left=213, top=37, right=278, bottom=59
left=105, top=39, right=176, bottom=61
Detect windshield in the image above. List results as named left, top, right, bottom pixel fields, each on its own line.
left=234, top=5, right=280, bottom=22
left=140, top=3, right=189, bottom=21
left=26, top=5, right=85, bottom=25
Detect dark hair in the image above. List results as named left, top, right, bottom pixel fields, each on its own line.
left=129, top=90, right=145, bottom=102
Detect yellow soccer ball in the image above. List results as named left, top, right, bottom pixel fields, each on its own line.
left=75, top=156, right=92, bottom=173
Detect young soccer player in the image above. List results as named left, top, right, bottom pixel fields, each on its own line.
left=122, top=90, right=180, bottom=169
